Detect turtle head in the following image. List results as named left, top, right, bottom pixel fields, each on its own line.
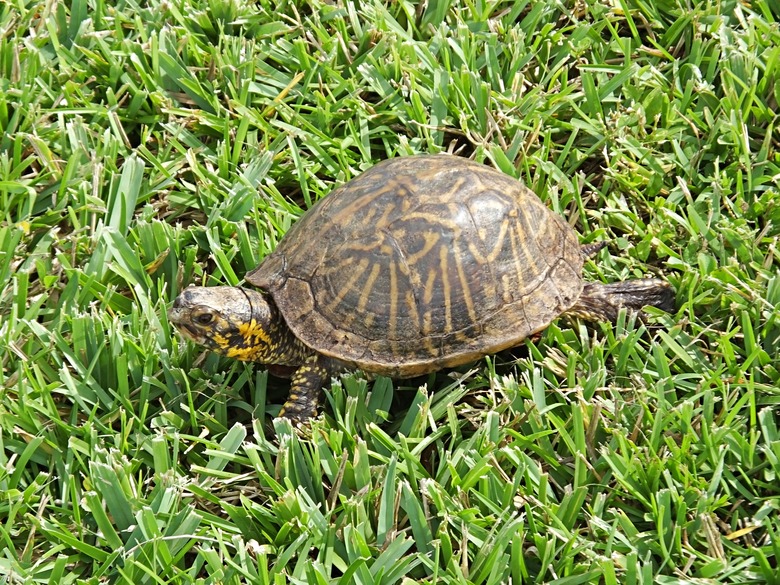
left=169, top=286, right=287, bottom=363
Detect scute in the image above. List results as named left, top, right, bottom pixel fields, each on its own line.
left=246, top=154, right=584, bottom=377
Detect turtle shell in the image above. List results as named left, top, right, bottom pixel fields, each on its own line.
left=246, top=154, right=583, bottom=378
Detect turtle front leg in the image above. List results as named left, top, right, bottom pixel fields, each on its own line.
left=279, top=354, right=332, bottom=422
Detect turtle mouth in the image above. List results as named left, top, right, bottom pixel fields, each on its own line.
left=177, top=323, right=202, bottom=341
left=168, top=306, right=205, bottom=343
left=170, top=318, right=215, bottom=348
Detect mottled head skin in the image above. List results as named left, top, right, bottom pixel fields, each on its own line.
left=168, top=286, right=311, bottom=366
left=169, top=286, right=330, bottom=421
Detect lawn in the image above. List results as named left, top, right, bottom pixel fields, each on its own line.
left=1, top=0, right=779, bottom=583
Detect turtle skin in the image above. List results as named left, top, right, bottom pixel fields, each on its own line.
left=169, top=154, right=675, bottom=421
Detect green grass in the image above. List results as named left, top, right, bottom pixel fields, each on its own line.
left=1, top=0, right=779, bottom=583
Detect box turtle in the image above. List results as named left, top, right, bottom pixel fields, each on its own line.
left=169, top=154, right=674, bottom=421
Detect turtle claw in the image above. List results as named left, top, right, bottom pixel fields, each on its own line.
left=277, top=356, right=331, bottom=422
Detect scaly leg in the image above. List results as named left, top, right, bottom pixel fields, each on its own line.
left=279, top=354, right=331, bottom=422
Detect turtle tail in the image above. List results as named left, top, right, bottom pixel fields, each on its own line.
left=567, top=279, right=675, bottom=322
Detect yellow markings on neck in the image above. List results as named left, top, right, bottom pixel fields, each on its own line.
left=211, top=332, right=232, bottom=352
left=238, top=318, right=272, bottom=345
left=227, top=346, right=267, bottom=361
left=219, top=318, right=276, bottom=362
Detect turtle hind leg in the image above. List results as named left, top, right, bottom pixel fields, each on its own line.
left=279, top=355, right=333, bottom=422
left=567, top=279, right=675, bottom=322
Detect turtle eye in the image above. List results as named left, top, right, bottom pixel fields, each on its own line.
left=193, top=311, right=215, bottom=326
